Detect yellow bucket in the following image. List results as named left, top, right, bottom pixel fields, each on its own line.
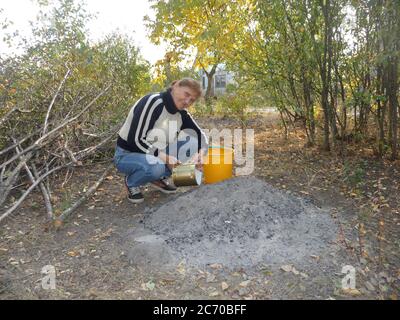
left=203, top=146, right=234, bottom=184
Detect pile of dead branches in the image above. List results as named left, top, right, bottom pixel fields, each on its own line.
left=0, top=71, right=120, bottom=226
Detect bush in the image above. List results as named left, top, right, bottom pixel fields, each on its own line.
left=0, top=0, right=151, bottom=154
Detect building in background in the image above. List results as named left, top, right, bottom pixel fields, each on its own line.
left=200, top=64, right=235, bottom=97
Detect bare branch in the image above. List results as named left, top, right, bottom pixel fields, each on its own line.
left=64, top=140, right=81, bottom=165
left=31, top=163, right=54, bottom=221
left=61, top=167, right=74, bottom=188
left=0, top=126, right=114, bottom=223
left=0, top=162, right=68, bottom=224
left=18, top=154, right=54, bottom=221
left=57, top=163, right=114, bottom=223
left=0, top=85, right=111, bottom=170
left=42, top=69, right=71, bottom=135
left=74, top=129, right=117, bottom=158
left=0, top=152, right=33, bottom=207
left=0, top=106, right=18, bottom=127
left=0, top=127, right=42, bottom=157
left=13, top=138, right=53, bottom=220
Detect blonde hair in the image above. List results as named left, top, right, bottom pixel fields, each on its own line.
left=170, top=78, right=202, bottom=98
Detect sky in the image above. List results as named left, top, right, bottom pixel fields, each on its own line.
left=0, top=0, right=167, bottom=64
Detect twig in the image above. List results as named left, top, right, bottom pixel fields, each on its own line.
left=31, top=163, right=54, bottom=221
left=0, top=132, right=113, bottom=223
left=0, top=127, right=42, bottom=157
left=0, top=166, right=5, bottom=182
left=73, top=130, right=117, bottom=158
left=0, top=106, right=18, bottom=127
left=61, top=167, right=74, bottom=188
left=13, top=139, right=54, bottom=220
left=64, top=140, right=81, bottom=165
left=0, top=162, right=69, bottom=224
left=377, top=208, right=386, bottom=268
left=42, top=69, right=71, bottom=135
left=20, top=157, right=54, bottom=221
left=0, top=152, right=33, bottom=207
left=57, top=163, right=114, bottom=223
left=358, top=223, right=366, bottom=261
left=0, top=131, right=60, bottom=171
left=0, top=85, right=111, bottom=170
left=331, top=208, right=356, bottom=258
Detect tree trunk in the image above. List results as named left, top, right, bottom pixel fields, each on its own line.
left=387, top=57, right=398, bottom=160
left=302, top=74, right=315, bottom=146
left=204, top=64, right=218, bottom=102
left=376, top=64, right=386, bottom=158
left=384, top=0, right=399, bottom=160
left=320, top=0, right=332, bottom=151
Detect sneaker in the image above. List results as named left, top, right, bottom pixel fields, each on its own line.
left=125, top=177, right=144, bottom=203
left=150, top=177, right=177, bottom=194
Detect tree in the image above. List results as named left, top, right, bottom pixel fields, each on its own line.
left=145, top=0, right=254, bottom=100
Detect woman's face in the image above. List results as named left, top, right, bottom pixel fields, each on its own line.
left=171, top=85, right=198, bottom=110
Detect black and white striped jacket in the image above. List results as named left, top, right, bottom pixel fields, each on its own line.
left=117, top=89, right=208, bottom=156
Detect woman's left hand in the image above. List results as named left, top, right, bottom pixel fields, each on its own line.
left=192, top=151, right=204, bottom=171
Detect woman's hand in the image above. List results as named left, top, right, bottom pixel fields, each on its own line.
left=158, top=151, right=181, bottom=171
left=166, top=155, right=181, bottom=171
left=192, top=150, right=206, bottom=171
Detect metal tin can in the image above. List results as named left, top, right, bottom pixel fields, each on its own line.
left=172, top=164, right=203, bottom=187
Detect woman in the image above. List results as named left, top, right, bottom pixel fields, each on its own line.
left=114, top=78, right=208, bottom=203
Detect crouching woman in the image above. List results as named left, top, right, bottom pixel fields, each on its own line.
left=114, top=78, right=208, bottom=203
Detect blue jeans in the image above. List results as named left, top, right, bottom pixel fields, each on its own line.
left=114, top=136, right=198, bottom=188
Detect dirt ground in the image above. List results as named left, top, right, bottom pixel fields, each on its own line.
left=1, top=112, right=399, bottom=300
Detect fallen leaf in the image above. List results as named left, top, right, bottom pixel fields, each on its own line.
left=221, top=282, right=229, bottom=291
left=209, top=291, right=220, bottom=297
left=8, top=258, right=19, bottom=265
left=176, top=261, right=186, bottom=276
left=206, top=273, right=216, bottom=283
left=291, top=267, right=300, bottom=275
left=88, top=289, right=98, bottom=298
left=239, top=280, right=251, bottom=287
left=67, top=251, right=79, bottom=257
left=342, top=288, right=361, bottom=296
left=365, top=281, right=375, bottom=292
left=160, top=278, right=175, bottom=285
left=54, top=219, right=63, bottom=229
left=280, top=265, right=293, bottom=272
left=210, top=263, right=223, bottom=269
left=124, top=289, right=137, bottom=295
